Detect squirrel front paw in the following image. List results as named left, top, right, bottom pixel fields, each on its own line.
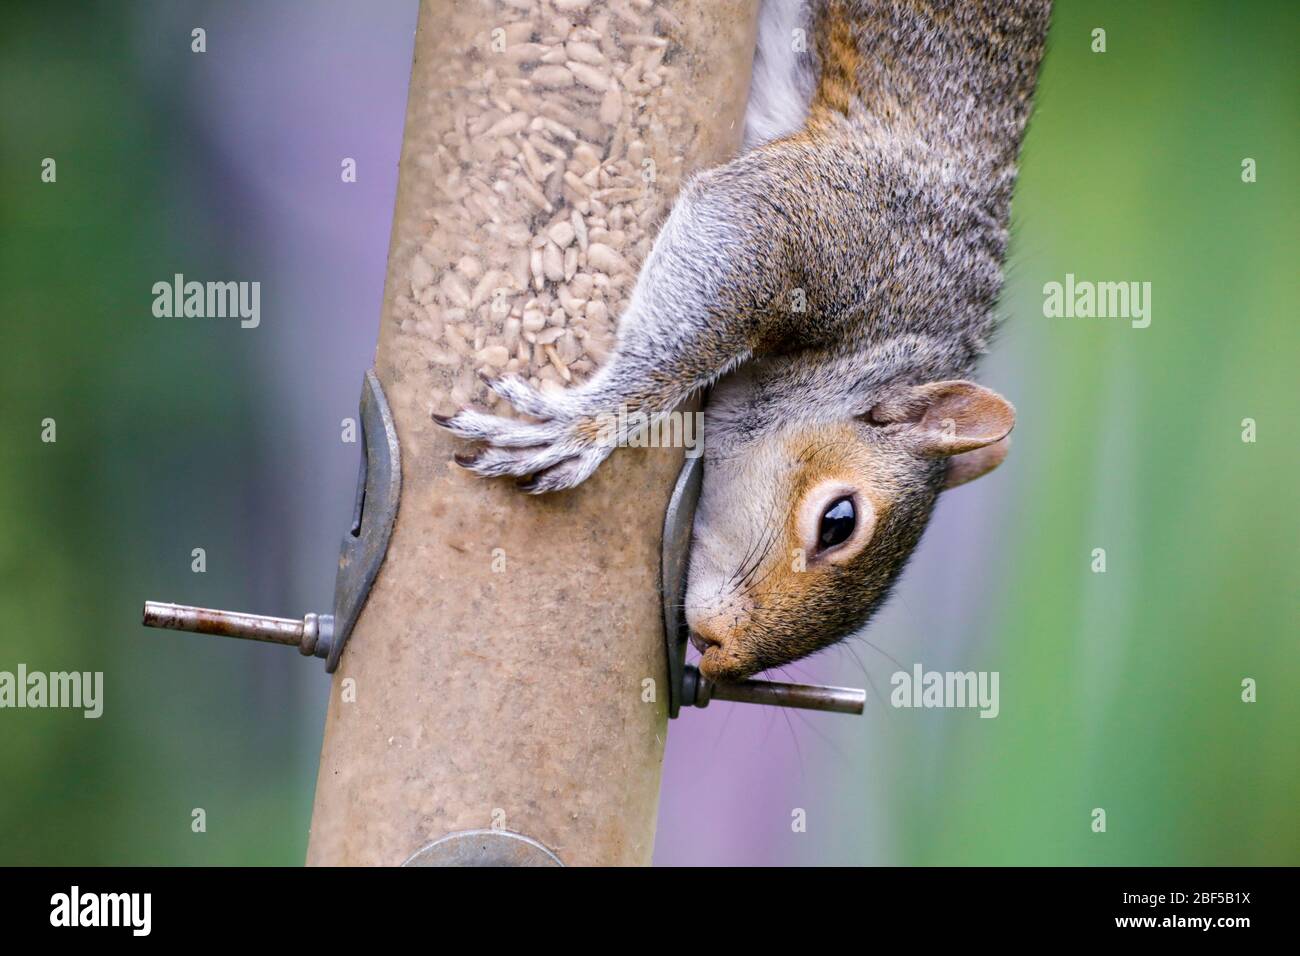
left=433, top=374, right=615, bottom=494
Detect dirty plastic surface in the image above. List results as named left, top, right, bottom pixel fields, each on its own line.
left=307, top=0, right=758, bottom=866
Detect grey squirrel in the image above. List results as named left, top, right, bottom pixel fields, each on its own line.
left=436, top=0, right=1051, bottom=682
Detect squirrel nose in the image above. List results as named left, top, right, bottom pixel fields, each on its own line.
left=688, top=616, right=729, bottom=655
left=689, top=628, right=717, bottom=655
left=686, top=594, right=752, bottom=653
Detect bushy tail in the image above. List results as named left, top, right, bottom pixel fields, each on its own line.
left=806, top=0, right=1052, bottom=170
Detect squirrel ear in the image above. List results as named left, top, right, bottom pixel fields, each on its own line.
left=865, top=380, right=1016, bottom=459
left=944, top=436, right=1010, bottom=488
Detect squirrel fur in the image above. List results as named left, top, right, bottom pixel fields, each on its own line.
left=438, top=0, right=1051, bottom=681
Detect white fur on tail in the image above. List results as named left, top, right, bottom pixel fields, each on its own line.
left=743, top=0, right=818, bottom=150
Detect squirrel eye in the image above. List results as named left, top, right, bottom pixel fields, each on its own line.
left=817, top=497, right=856, bottom=551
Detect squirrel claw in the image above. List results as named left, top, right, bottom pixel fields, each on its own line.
left=433, top=378, right=612, bottom=493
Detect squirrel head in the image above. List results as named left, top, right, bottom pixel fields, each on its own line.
left=685, top=377, right=1014, bottom=682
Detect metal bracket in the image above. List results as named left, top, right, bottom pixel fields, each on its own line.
left=141, top=369, right=401, bottom=673
left=326, top=368, right=401, bottom=671
left=661, top=454, right=865, bottom=717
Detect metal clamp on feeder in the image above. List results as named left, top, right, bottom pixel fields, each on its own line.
left=661, top=454, right=866, bottom=717
left=141, top=369, right=401, bottom=673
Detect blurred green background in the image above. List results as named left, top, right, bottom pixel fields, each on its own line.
left=1, top=1, right=1295, bottom=865
left=880, top=0, right=1300, bottom=866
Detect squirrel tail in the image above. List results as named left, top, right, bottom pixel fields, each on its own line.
left=745, top=0, right=1052, bottom=172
